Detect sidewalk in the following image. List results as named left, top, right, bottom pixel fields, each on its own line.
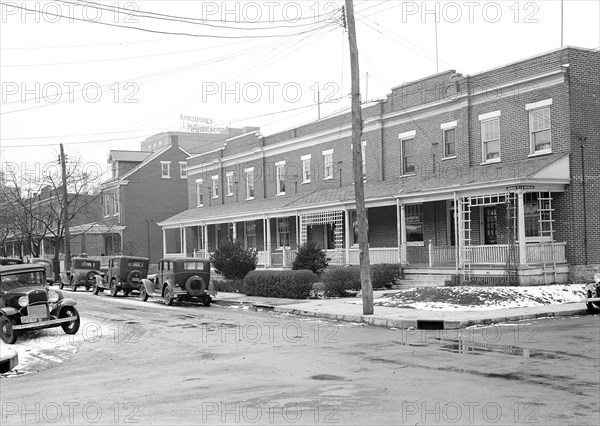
left=212, top=291, right=589, bottom=329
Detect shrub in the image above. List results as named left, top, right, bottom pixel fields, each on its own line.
left=370, top=264, right=402, bottom=289
left=292, top=241, right=330, bottom=275
left=243, top=270, right=318, bottom=299
left=210, top=240, right=258, bottom=280
left=212, top=278, right=244, bottom=293
left=321, top=267, right=361, bottom=297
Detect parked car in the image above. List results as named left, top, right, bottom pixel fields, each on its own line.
left=584, top=272, right=600, bottom=314
left=30, top=258, right=55, bottom=284
left=0, top=264, right=80, bottom=344
left=59, top=256, right=101, bottom=291
left=93, top=256, right=149, bottom=297
left=0, top=257, right=24, bottom=266
left=139, top=257, right=215, bottom=306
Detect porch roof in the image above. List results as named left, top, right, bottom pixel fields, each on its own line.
left=159, top=153, right=569, bottom=228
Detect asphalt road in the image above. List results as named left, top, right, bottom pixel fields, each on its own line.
left=1, top=289, right=599, bottom=425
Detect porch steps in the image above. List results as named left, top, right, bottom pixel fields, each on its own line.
left=393, top=274, right=454, bottom=288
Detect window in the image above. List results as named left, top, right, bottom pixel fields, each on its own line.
left=401, top=138, right=416, bottom=174
left=405, top=204, right=423, bottom=245
left=276, top=161, right=285, bottom=195
left=113, top=192, right=119, bottom=215
left=245, top=168, right=255, bottom=199
left=361, top=141, right=367, bottom=181
left=323, top=149, right=333, bottom=180
left=161, top=161, right=171, bottom=178
left=277, top=218, right=290, bottom=247
left=301, top=155, right=311, bottom=183
left=226, top=172, right=234, bottom=197
left=211, top=175, right=219, bottom=199
left=350, top=210, right=358, bottom=245
left=524, top=192, right=553, bottom=239
left=479, top=111, right=501, bottom=162
left=245, top=222, right=256, bottom=249
left=529, top=106, right=551, bottom=154
left=444, top=128, right=456, bottom=157
left=103, top=193, right=110, bottom=217
left=179, top=162, right=187, bottom=179
left=195, top=179, right=203, bottom=207
left=111, top=162, right=117, bottom=178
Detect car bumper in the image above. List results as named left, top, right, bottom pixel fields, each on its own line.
left=13, top=316, right=77, bottom=331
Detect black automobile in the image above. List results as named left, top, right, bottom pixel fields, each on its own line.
left=59, top=256, right=101, bottom=291
left=0, top=264, right=80, bottom=344
left=93, top=256, right=149, bottom=297
left=584, top=272, right=600, bottom=314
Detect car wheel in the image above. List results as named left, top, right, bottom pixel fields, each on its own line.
left=60, top=307, right=80, bottom=335
left=70, top=276, right=77, bottom=292
left=586, top=290, right=600, bottom=314
left=0, top=316, right=18, bottom=344
left=59, top=280, right=64, bottom=290
left=92, top=281, right=100, bottom=295
left=109, top=279, right=118, bottom=297
left=163, top=286, right=174, bottom=306
left=139, top=285, right=148, bottom=302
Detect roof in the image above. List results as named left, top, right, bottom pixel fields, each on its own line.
left=159, top=153, right=570, bottom=227
left=0, top=264, right=46, bottom=274
left=108, top=150, right=152, bottom=163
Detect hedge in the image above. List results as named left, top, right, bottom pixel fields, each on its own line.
left=243, top=270, right=318, bottom=299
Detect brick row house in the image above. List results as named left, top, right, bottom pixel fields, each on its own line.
left=159, top=47, right=599, bottom=284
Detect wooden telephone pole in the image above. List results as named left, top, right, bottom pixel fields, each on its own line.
left=344, top=0, right=373, bottom=315
left=60, top=143, right=72, bottom=272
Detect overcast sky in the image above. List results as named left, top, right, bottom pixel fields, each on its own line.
left=1, top=0, right=598, bottom=185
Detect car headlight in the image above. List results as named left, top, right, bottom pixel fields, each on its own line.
left=48, top=290, right=60, bottom=303
left=18, top=296, right=28, bottom=307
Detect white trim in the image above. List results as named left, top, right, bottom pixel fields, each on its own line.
left=244, top=166, right=254, bottom=173
left=179, top=161, right=187, bottom=179
left=322, top=149, right=333, bottom=156
left=480, top=158, right=501, bottom=165
left=398, top=130, right=416, bottom=140
left=527, top=150, right=552, bottom=158
left=442, top=155, right=457, bottom=160
left=478, top=110, right=501, bottom=121
left=300, top=154, right=311, bottom=161
left=525, top=98, right=553, bottom=110
left=275, top=160, right=286, bottom=166
left=195, top=178, right=203, bottom=183
left=226, top=171, right=234, bottom=176
left=160, top=161, right=171, bottom=179
left=440, top=120, right=458, bottom=130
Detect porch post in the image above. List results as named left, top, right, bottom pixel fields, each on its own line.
left=517, top=191, right=527, bottom=265
left=266, top=217, right=272, bottom=267
left=162, top=228, right=167, bottom=258
left=400, top=203, right=407, bottom=264
left=396, top=200, right=401, bottom=263
left=180, top=226, right=184, bottom=254
left=456, top=197, right=463, bottom=267
left=344, top=209, right=350, bottom=264
left=232, top=221, right=237, bottom=241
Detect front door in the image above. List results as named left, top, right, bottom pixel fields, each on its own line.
left=483, top=207, right=498, bottom=245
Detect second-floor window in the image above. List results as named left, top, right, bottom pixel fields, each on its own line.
left=480, top=112, right=501, bottom=162
left=245, top=168, right=255, bottom=199
left=323, top=149, right=333, bottom=180
left=113, top=192, right=119, bottom=215
left=179, top=162, right=187, bottom=179
left=401, top=138, right=415, bottom=175
left=103, top=193, right=110, bottom=216
left=530, top=107, right=551, bottom=154
left=196, top=179, right=203, bottom=207
left=212, top=175, right=219, bottom=199
left=444, top=128, right=456, bottom=157
left=226, top=172, right=234, bottom=197
left=161, top=161, right=171, bottom=178
left=301, top=155, right=311, bottom=183
left=276, top=161, right=285, bottom=195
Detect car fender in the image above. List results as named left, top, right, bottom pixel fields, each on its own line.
left=584, top=282, right=598, bottom=293
left=0, top=307, right=19, bottom=316
left=60, top=298, right=77, bottom=307
left=59, top=272, right=70, bottom=285
left=93, top=274, right=104, bottom=287
left=140, top=278, right=154, bottom=295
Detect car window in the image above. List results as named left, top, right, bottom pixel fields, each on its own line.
left=1, top=271, right=45, bottom=291
left=181, top=262, right=203, bottom=270
left=127, top=261, right=145, bottom=268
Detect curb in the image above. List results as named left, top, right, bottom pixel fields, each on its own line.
left=0, top=348, right=19, bottom=374
left=271, top=306, right=590, bottom=330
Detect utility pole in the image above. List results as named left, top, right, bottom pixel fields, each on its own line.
left=345, top=0, right=373, bottom=315
left=59, top=143, right=72, bottom=272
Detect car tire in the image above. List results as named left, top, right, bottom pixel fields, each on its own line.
left=139, top=285, right=148, bottom=302
left=586, top=290, right=600, bottom=314
left=110, top=279, right=118, bottom=297
left=92, top=281, right=100, bottom=295
left=163, top=286, right=174, bottom=306
left=0, top=316, right=18, bottom=344
left=60, top=307, right=80, bottom=335
left=70, top=276, right=77, bottom=292
left=59, top=280, right=64, bottom=290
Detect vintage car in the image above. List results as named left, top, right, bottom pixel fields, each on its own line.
left=93, top=256, right=149, bottom=297
left=139, top=257, right=215, bottom=306
left=584, top=272, right=600, bottom=314
left=30, top=258, right=55, bottom=284
left=0, top=257, right=24, bottom=266
left=59, top=256, right=101, bottom=291
left=0, top=264, right=80, bottom=344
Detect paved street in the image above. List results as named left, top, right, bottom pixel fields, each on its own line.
left=1, top=291, right=599, bottom=425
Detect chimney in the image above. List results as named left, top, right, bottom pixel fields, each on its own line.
left=170, top=134, right=179, bottom=148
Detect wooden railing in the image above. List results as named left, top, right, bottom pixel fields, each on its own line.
left=525, top=242, right=566, bottom=263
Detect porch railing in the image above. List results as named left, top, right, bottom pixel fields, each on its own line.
left=525, top=242, right=566, bottom=263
